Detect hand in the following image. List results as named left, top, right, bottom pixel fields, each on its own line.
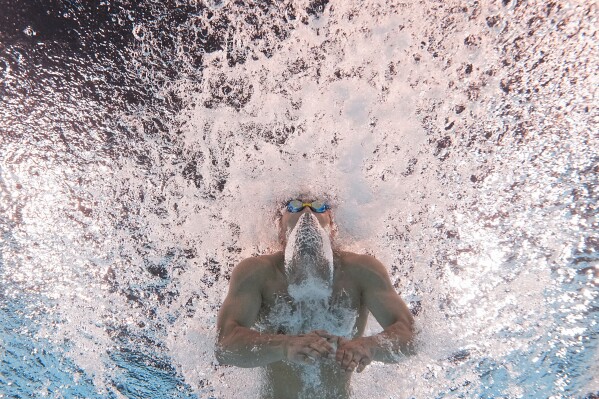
left=284, top=331, right=335, bottom=365
left=335, top=337, right=374, bottom=373
left=313, top=329, right=341, bottom=352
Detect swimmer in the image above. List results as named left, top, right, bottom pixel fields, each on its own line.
left=216, top=196, right=415, bottom=398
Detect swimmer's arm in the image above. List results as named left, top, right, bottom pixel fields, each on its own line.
left=359, top=256, right=416, bottom=361
left=215, top=258, right=286, bottom=367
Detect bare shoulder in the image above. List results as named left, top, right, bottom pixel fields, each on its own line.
left=229, top=252, right=283, bottom=284
left=337, top=251, right=391, bottom=284
left=338, top=251, right=388, bottom=272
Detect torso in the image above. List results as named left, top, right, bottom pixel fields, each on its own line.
left=253, top=250, right=370, bottom=399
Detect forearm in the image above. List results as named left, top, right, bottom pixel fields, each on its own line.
left=363, top=320, right=416, bottom=362
left=216, top=326, right=288, bottom=367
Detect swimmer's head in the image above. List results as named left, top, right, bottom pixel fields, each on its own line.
left=276, top=193, right=337, bottom=245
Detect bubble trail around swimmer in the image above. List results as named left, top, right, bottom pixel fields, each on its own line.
left=284, top=212, right=335, bottom=302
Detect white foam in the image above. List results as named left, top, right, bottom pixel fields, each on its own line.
left=284, top=212, right=334, bottom=300
left=1, top=1, right=593, bottom=398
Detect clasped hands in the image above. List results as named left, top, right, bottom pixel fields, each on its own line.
left=284, top=330, right=373, bottom=373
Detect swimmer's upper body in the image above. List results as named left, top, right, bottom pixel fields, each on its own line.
left=216, top=198, right=415, bottom=398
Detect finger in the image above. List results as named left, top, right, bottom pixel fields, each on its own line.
left=356, top=362, right=367, bottom=373
left=305, top=347, right=322, bottom=360
left=335, top=348, right=345, bottom=364
left=327, top=335, right=341, bottom=349
left=312, top=330, right=333, bottom=338
left=309, top=341, right=333, bottom=357
left=356, top=357, right=371, bottom=372
left=320, top=338, right=335, bottom=353
left=302, top=353, right=316, bottom=364
left=342, top=350, right=354, bottom=369
left=313, top=331, right=342, bottom=347
left=346, top=360, right=358, bottom=372
left=308, top=347, right=327, bottom=360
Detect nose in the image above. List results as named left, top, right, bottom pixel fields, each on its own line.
left=300, top=206, right=315, bottom=215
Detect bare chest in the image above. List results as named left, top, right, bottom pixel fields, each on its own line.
left=256, top=263, right=367, bottom=337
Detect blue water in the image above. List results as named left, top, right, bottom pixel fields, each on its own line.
left=1, top=1, right=597, bottom=398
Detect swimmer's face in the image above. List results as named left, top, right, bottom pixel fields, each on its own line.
left=279, top=202, right=332, bottom=243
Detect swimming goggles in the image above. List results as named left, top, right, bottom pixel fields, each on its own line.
left=286, top=200, right=330, bottom=213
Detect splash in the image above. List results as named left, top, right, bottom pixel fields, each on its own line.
left=284, top=212, right=335, bottom=301
left=0, top=1, right=597, bottom=398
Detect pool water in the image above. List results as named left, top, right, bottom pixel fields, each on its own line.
left=1, top=1, right=597, bottom=398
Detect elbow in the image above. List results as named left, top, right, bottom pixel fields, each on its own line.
left=215, top=330, right=235, bottom=365
left=215, top=332, right=254, bottom=368
left=215, top=336, right=241, bottom=366
left=402, top=341, right=417, bottom=357
left=214, top=337, right=229, bottom=365
left=214, top=343, right=229, bottom=365
left=402, top=321, right=417, bottom=357
left=214, top=346, right=255, bottom=368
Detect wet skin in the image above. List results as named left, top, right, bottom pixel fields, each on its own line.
left=216, top=206, right=415, bottom=398
left=256, top=250, right=366, bottom=398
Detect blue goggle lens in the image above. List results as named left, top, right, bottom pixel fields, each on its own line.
left=286, top=200, right=329, bottom=213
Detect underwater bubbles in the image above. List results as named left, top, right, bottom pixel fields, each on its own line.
left=1, top=0, right=597, bottom=398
